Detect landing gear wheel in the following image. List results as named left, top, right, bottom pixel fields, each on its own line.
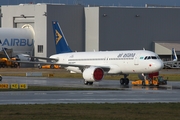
left=84, top=81, right=88, bottom=85
left=124, top=78, right=129, bottom=85
left=120, top=78, right=125, bottom=85
left=0, top=76, right=2, bottom=81
left=89, top=82, right=93, bottom=85
left=120, top=78, right=129, bottom=85
left=84, top=80, right=93, bottom=85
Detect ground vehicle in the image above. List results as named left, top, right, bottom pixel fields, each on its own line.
left=0, top=57, right=18, bottom=68
left=38, top=64, right=60, bottom=69
left=132, top=76, right=167, bottom=86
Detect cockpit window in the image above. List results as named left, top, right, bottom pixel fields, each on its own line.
left=144, top=56, right=158, bottom=60
left=151, top=56, right=157, bottom=59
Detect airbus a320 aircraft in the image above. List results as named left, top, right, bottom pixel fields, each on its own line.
left=48, top=21, right=164, bottom=85
left=17, top=21, right=164, bottom=85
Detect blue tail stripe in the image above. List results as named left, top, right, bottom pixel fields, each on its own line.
left=52, top=21, right=72, bottom=54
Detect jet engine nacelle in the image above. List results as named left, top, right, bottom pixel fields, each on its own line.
left=138, top=72, right=159, bottom=80
left=82, top=67, right=104, bottom=82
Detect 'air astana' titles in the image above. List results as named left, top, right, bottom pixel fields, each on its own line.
left=117, top=53, right=136, bottom=58
left=0, top=39, right=34, bottom=46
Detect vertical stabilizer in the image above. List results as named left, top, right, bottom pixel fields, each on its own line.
left=172, top=48, right=178, bottom=61
left=52, top=21, right=72, bottom=54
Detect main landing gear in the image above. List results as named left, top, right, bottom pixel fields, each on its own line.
left=83, top=74, right=131, bottom=86
left=84, top=80, right=93, bottom=85
left=120, top=75, right=129, bottom=85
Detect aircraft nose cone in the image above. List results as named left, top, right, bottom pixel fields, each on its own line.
left=155, top=60, right=164, bottom=71
left=149, top=60, right=164, bottom=72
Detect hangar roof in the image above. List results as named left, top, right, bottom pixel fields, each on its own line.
left=154, top=41, right=180, bottom=55
left=156, top=42, right=180, bottom=51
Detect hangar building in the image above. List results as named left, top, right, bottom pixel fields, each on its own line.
left=1, top=4, right=180, bottom=60
left=85, top=6, right=180, bottom=60
left=1, top=3, right=85, bottom=58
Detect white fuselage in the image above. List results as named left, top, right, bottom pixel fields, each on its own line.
left=50, top=50, right=164, bottom=75
left=0, top=28, right=34, bottom=56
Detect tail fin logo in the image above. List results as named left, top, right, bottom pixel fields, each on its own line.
left=52, top=21, right=72, bottom=54
left=55, top=30, right=62, bottom=44
left=172, top=48, right=178, bottom=61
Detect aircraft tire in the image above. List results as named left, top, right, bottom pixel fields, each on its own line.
left=0, top=76, right=2, bottom=81
left=89, top=82, right=93, bottom=85
left=124, top=78, right=129, bottom=85
left=120, top=78, right=125, bottom=85
left=84, top=81, right=93, bottom=85
left=84, top=80, right=88, bottom=85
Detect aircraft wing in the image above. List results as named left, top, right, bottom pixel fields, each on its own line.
left=16, top=60, right=111, bottom=72
left=30, top=56, right=58, bottom=61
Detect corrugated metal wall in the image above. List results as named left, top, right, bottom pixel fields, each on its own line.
left=98, top=7, right=180, bottom=51
left=47, top=4, right=85, bottom=57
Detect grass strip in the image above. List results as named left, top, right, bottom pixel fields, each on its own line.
left=0, top=103, right=180, bottom=120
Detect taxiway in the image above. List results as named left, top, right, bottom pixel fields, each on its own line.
left=0, top=76, right=180, bottom=104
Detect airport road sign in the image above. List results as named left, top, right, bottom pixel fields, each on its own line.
left=0, top=83, right=9, bottom=89
left=19, top=83, right=28, bottom=89
left=11, top=83, right=19, bottom=89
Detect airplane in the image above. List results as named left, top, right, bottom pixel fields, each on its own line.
left=11, top=21, right=164, bottom=85
left=172, top=48, right=178, bottom=61
left=163, top=48, right=179, bottom=69
left=0, top=27, right=34, bottom=60
left=163, top=48, right=178, bottom=63
left=47, top=21, right=164, bottom=85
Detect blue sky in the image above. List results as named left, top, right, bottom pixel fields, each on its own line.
left=2, top=0, right=180, bottom=6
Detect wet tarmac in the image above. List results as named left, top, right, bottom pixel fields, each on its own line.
left=0, top=75, right=180, bottom=104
